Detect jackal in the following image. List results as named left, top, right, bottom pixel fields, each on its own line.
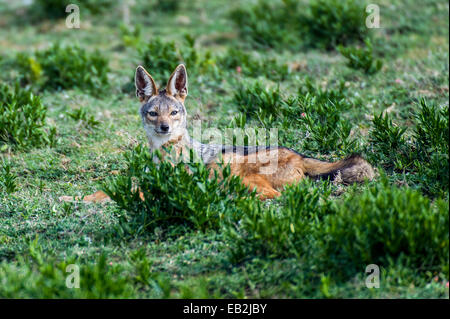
left=133, top=64, right=374, bottom=199
left=61, top=64, right=374, bottom=203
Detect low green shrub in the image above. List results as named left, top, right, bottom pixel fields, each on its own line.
left=411, top=99, right=449, bottom=196
left=15, top=54, right=42, bottom=85
left=119, top=23, right=142, bottom=49
left=368, top=99, right=449, bottom=196
left=0, top=161, right=17, bottom=194
left=0, top=83, right=56, bottom=149
left=414, top=99, right=449, bottom=155
left=0, top=237, right=176, bottom=298
left=130, top=36, right=216, bottom=91
left=1, top=241, right=136, bottom=298
left=225, top=180, right=333, bottom=263
left=154, top=0, right=180, bottom=13
left=232, top=80, right=356, bottom=154
left=306, top=0, right=368, bottom=49
left=218, top=48, right=289, bottom=81
left=225, top=175, right=449, bottom=280
left=279, top=82, right=355, bottom=154
left=102, top=145, right=256, bottom=234
left=180, top=35, right=216, bottom=77
left=230, top=113, right=247, bottom=129
left=16, top=43, right=109, bottom=93
left=338, top=39, right=383, bottom=74
left=320, top=176, right=449, bottom=278
left=230, top=0, right=368, bottom=50
left=139, top=38, right=180, bottom=80
left=139, top=36, right=214, bottom=83
left=369, top=112, right=409, bottom=170
left=298, top=79, right=350, bottom=106
left=295, top=98, right=356, bottom=153
left=65, top=108, right=100, bottom=130
left=229, top=0, right=300, bottom=50
left=233, top=82, right=282, bottom=118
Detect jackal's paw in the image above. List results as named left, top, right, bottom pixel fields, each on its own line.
left=257, top=189, right=282, bottom=200
left=58, top=190, right=111, bottom=203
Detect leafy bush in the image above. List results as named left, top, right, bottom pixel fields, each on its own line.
left=0, top=83, right=56, bottom=149
left=320, top=176, right=449, bottom=278
left=338, top=39, right=383, bottom=74
left=295, top=97, right=356, bottom=153
left=16, top=43, right=109, bottom=93
left=15, top=53, right=42, bottom=84
left=0, top=161, right=17, bottom=194
left=179, top=35, right=216, bottom=77
left=132, top=36, right=216, bottom=89
left=231, top=80, right=356, bottom=153
left=102, top=145, right=256, bottom=234
left=66, top=108, right=100, bottom=130
left=233, top=82, right=282, bottom=118
left=369, top=112, right=409, bottom=170
left=225, top=175, right=449, bottom=280
left=368, top=99, right=449, bottom=196
left=218, top=48, right=289, bottom=81
left=139, top=38, right=179, bottom=80
left=1, top=241, right=131, bottom=298
left=298, top=79, right=349, bottom=106
left=414, top=99, right=449, bottom=155
left=0, top=238, right=175, bottom=298
left=306, top=0, right=368, bottom=49
left=225, top=180, right=333, bottom=263
left=119, top=23, right=142, bottom=49
left=229, top=0, right=304, bottom=50
left=279, top=81, right=355, bottom=153
left=230, top=0, right=368, bottom=50
left=154, top=0, right=180, bottom=13
left=412, top=99, right=449, bottom=196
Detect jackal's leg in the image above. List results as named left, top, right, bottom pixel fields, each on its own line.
left=59, top=189, right=145, bottom=203
left=241, top=174, right=281, bottom=200
left=58, top=190, right=111, bottom=203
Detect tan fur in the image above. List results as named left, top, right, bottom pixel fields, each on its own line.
left=205, top=149, right=374, bottom=199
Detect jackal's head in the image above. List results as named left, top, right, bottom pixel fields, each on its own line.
left=135, top=64, right=188, bottom=148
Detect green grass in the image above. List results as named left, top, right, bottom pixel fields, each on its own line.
left=0, top=0, right=448, bottom=298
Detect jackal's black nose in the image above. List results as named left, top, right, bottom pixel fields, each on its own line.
left=160, top=124, right=170, bottom=132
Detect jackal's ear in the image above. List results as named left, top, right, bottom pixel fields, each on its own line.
left=135, top=65, right=158, bottom=102
left=166, top=64, right=188, bottom=102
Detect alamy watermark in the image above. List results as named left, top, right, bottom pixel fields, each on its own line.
left=66, top=264, right=80, bottom=289
left=65, top=4, right=80, bottom=29
left=366, top=4, right=381, bottom=29
left=365, top=264, right=380, bottom=288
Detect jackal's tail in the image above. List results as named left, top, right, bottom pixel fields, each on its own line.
left=303, top=154, right=375, bottom=183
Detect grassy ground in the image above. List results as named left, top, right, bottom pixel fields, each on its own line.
left=0, top=0, right=448, bottom=298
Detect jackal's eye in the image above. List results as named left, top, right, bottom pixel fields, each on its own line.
left=148, top=111, right=158, bottom=117
left=170, top=110, right=178, bottom=116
